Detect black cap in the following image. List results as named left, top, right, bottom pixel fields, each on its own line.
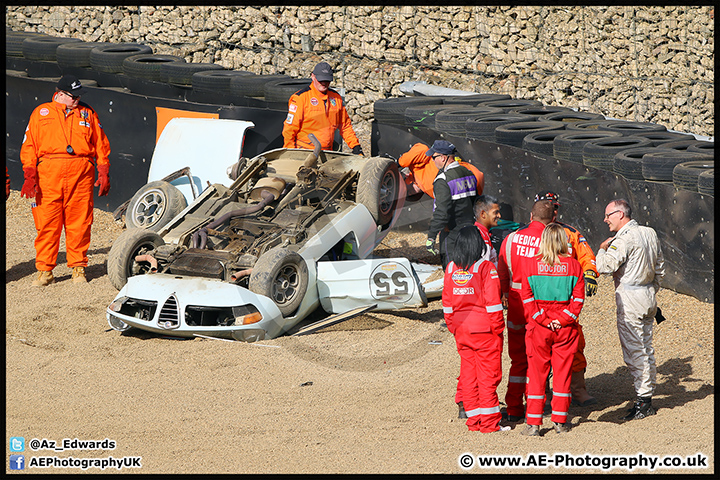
left=535, top=190, right=560, bottom=208
left=312, top=62, right=333, bottom=82
left=57, top=74, right=87, bottom=96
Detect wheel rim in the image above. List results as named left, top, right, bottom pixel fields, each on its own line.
left=271, top=265, right=300, bottom=305
left=378, top=170, right=397, bottom=216
left=132, top=189, right=166, bottom=227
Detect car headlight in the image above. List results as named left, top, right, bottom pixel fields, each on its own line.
left=108, top=296, right=128, bottom=313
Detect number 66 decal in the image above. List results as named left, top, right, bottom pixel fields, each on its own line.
left=370, top=262, right=415, bottom=302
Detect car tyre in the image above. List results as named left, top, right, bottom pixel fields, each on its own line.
left=249, top=247, right=309, bottom=317
left=357, top=157, right=401, bottom=227
left=434, top=107, right=503, bottom=136
left=672, top=160, right=715, bottom=192
left=125, top=181, right=188, bottom=232
left=89, top=43, right=154, bottom=73
left=122, top=54, right=186, bottom=82
left=107, top=229, right=165, bottom=290
left=56, top=41, right=113, bottom=68
left=21, top=36, right=82, bottom=61
left=697, top=169, right=714, bottom=196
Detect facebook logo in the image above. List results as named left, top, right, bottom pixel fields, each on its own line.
left=10, top=437, right=25, bottom=452
left=10, top=455, right=25, bottom=470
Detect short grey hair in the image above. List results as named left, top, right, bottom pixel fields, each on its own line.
left=609, top=198, right=632, bottom=218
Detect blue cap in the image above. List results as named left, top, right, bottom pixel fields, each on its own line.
left=426, top=140, right=456, bottom=157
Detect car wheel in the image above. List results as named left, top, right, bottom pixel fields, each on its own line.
left=126, top=181, right=187, bottom=232
left=107, top=229, right=164, bottom=290
left=248, top=247, right=309, bottom=317
left=357, top=157, right=401, bottom=227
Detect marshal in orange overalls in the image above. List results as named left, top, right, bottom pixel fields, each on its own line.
left=282, top=82, right=360, bottom=151
left=398, top=142, right=484, bottom=198
left=20, top=97, right=111, bottom=271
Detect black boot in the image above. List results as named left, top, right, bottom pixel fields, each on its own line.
left=623, top=397, right=656, bottom=421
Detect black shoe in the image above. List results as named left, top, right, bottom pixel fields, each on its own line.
left=623, top=397, right=656, bottom=421
left=501, top=409, right=524, bottom=422
left=457, top=402, right=468, bottom=419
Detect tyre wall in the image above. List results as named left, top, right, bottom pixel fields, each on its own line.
left=5, top=67, right=288, bottom=212
left=5, top=5, right=715, bottom=155
left=374, top=121, right=713, bottom=303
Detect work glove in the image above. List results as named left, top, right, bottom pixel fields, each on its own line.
left=20, top=167, right=37, bottom=198
left=6, top=166, right=10, bottom=199
left=584, top=270, right=598, bottom=297
left=95, top=163, right=110, bottom=196
left=352, top=145, right=364, bottom=156
left=426, top=238, right=438, bottom=256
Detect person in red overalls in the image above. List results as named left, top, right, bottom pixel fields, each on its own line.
left=520, top=223, right=585, bottom=435
left=496, top=199, right=555, bottom=421
left=443, top=226, right=509, bottom=433
left=535, top=190, right=599, bottom=406
left=452, top=194, right=501, bottom=419
left=20, top=75, right=111, bottom=286
left=282, top=61, right=363, bottom=154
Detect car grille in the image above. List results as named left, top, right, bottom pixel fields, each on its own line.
left=158, top=295, right=180, bottom=329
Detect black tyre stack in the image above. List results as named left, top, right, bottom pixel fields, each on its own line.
left=582, top=136, right=653, bottom=171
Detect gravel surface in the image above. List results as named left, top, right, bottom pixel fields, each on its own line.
left=5, top=189, right=714, bottom=474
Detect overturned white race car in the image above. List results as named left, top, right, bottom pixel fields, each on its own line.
left=106, top=123, right=442, bottom=342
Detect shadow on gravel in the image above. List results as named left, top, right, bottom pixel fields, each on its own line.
left=5, top=247, right=110, bottom=283
left=574, top=356, right=714, bottom=425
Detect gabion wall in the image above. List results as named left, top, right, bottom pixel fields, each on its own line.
left=6, top=5, right=714, bottom=153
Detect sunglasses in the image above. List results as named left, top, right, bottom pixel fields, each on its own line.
left=61, top=91, right=81, bottom=100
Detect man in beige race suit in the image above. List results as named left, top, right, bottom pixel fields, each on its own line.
left=596, top=199, right=665, bottom=421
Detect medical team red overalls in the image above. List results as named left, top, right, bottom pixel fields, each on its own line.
left=497, top=219, right=547, bottom=418
left=443, top=258, right=505, bottom=432
left=521, top=254, right=585, bottom=426
left=20, top=91, right=111, bottom=272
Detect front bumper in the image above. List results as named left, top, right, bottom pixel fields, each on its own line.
left=106, top=274, right=286, bottom=341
